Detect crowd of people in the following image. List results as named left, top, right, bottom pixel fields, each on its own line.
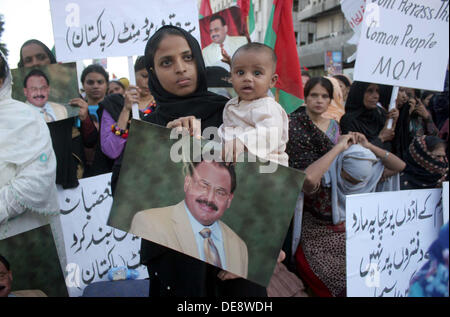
left=0, top=22, right=448, bottom=297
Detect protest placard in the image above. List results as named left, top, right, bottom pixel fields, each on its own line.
left=346, top=188, right=443, bottom=297
left=49, top=0, right=200, bottom=62
left=107, top=120, right=305, bottom=288
left=199, top=6, right=249, bottom=72
left=56, top=173, right=148, bottom=297
left=353, top=0, right=449, bottom=91
left=0, top=224, right=68, bottom=297
left=11, top=63, right=80, bottom=122
left=340, top=0, right=367, bottom=45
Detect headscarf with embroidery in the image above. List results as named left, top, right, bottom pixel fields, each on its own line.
left=400, top=136, right=448, bottom=189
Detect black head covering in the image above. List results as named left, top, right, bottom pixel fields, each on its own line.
left=340, top=81, right=392, bottom=149
left=393, top=99, right=412, bottom=160
left=206, top=66, right=232, bottom=88
left=18, top=39, right=57, bottom=68
left=400, top=136, right=448, bottom=189
left=142, top=25, right=227, bottom=130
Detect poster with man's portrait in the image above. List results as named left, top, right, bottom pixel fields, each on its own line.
left=199, top=6, right=249, bottom=75
left=0, top=224, right=67, bottom=297
left=107, top=120, right=305, bottom=288
left=11, top=63, right=80, bottom=122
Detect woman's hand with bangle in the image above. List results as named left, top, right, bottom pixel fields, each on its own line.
left=124, top=85, right=140, bottom=111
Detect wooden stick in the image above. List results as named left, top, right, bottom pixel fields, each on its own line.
left=386, top=86, right=399, bottom=130
left=128, top=56, right=140, bottom=120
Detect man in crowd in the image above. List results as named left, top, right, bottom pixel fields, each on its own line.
left=0, top=255, right=12, bottom=297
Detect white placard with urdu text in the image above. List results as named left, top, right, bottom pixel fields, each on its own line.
left=354, top=0, right=449, bottom=91
left=346, top=188, right=443, bottom=297
left=50, top=0, right=200, bottom=62
left=56, top=173, right=148, bottom=297
left=340, top=0, right=367, bottom=45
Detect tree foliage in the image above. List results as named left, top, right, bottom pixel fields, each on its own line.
left=0, top=14, right=8, bottom=57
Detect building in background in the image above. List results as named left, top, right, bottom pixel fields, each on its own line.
left=296, top=0, right=356, bottom=77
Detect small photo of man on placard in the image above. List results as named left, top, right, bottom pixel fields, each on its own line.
left=12, top=62, right=80, bottom=122
left=200, top=7, right=249, bottom=71
left=23, top=69, right=68, bottom=122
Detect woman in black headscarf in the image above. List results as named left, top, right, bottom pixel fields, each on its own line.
left=142, top=26, right=227, bottom=131
left=393, top=87, right=439, bottom=160
left=137, top=25, right=266, bottom=297
left=400, top=135, right=448, bottom=190
left=340, top=81, right=398, bottom=151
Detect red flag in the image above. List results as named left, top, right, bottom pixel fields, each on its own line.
left=274, top=0, right=303, bottom=100
left=236, top=0, right=250, bottom=18
left=265, top=0, right=304, bottom=113
left=199, top=0, right=213, bottom=18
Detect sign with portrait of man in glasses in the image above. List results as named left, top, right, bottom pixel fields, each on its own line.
left=130, top=159, right=249, bottom=278
left=107, top=120, right=305, bottom=287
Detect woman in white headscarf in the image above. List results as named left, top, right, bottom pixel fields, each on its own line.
left=296, top=132, right=405, bottom=297
left=0, top=52, right=59, bottom=227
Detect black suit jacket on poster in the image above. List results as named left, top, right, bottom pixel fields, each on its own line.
left=140, top=239, right=266, bottom=297
left=47, top=118, right=79, bottom=189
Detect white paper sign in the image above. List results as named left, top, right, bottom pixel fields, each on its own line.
left=340, top=0, right=367, bottom=45
left=346, top=188, right=443, bottom=297
left=354, top=0, right=449, bottom=91
left=50, top=0, right=200, bottom=62
left=56, top=173, right=147, bottom=297
left=443, top=182, right=449, bottom=224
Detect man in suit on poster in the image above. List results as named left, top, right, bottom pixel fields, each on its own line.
left=130, top=160, right=248, bottom=278
left=202, top=14, right=248, bottom=71
left=23, top=69, right=68, bottom=122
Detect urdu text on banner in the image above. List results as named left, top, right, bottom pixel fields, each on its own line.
left=353, top=0, right=449, bottom=91
left=56, top=173, right=148, bottom=297
left=346, top=188, right=444, bottom=297
left=49, top=0, right=200, bottom=62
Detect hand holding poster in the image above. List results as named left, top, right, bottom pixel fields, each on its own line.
left=50, top=0, right=200, bottom=62
left=354, top=0, right=449, bottom=91
left=107, top=120, right=305, bottom=288
left=11, top=63, right=80, bottom=122
left=346, top=188, right=443, bottom=297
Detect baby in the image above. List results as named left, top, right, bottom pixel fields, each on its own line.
left=218, top=43, right=289, bottom=166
